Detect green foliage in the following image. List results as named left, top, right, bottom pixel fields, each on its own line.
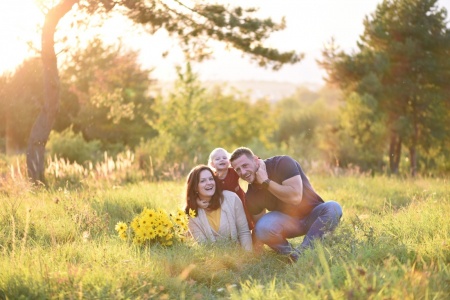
left=0, top=176, right=449, bottom=299
left=0, top=57, right=43, bottom=154
left=152, top=63, right=210, bottom=165
left=206, top=85, right=277, bottom=150
left=134, top=136, right=183, bottom=181
left=60, top=38, right=157, bottom=149
left=150, top=63, right=278, bottom=175
left=337, top=92, right=387, bottom=169
left=273, top=86, right=341, bottom=165
left=47, top=127, right=102, bottom=164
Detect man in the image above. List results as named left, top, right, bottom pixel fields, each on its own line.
left=230, top=147, right=342, bottom=262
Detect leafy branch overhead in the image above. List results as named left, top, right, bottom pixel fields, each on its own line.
left=119, top=0, right=303, bottom=69
left=38, top=0, right=302, bottom=70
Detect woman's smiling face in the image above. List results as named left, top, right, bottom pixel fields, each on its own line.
left=197, top=169, right=216, bottom=202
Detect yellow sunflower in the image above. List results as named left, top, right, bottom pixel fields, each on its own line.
left=115, top=221, right=128, bottom=232
left=119, top=231, right=128, bottom=241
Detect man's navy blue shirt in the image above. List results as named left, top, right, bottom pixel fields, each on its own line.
left=246, top=156, right=324, bottom=218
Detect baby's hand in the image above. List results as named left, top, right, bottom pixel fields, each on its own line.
left=196, top=199, right=210, bottom=209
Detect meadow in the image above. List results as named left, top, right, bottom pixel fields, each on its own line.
left=0, top=170, right=449, bottom=299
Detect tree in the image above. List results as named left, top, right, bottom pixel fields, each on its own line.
left=27, top=0, right=303, bottom=184
left=321, top=0, right=450, bottom=176
left=27, top=0, right=80, bottom=184
left=4, top=58, right=44, bottom=155
left=153, top=63, right=210, bottom=164
left=60, top=38, right=156, bottom=149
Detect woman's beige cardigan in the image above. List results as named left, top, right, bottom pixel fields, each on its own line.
left=188, top=190, right=252, bottom=251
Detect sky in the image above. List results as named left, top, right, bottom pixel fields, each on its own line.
left=1, top=0, right=450, bottom=86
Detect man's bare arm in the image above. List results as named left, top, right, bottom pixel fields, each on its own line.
left=255, top=159, right=303, bottom=205
left=265, top=175, right=303, bottom=205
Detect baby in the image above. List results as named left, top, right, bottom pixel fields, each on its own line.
left=208, top=148, right=254, bottom=229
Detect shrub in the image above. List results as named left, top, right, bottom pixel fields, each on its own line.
left=47, top=127, right=101, bottom=164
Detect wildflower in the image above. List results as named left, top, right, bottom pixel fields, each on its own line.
left=133, top=236, right=144, bottom=245
left=189, top=208, right=196, bottom=218
left=145, top=208, right=156, bottom=219
left=164, top=220, right=174, bottom=229
left=148, top=230, right=157, bottom=239
left=156, top=225, right=165, bottom=237
left=134, top=227, right=144, bottom=239
left=130, top=218, right=140, bottom=231
left=119, top=231, right=127, bottom=241
left=115, top=222, right=128, bottom=232
left=140, top=216, right=150, bottom=228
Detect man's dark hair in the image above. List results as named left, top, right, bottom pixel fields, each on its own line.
left=230, top=147, right=254, bottom=163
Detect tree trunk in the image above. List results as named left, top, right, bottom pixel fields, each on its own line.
left=409, top=119, right=419, bottom=177
left=389, top=131, right=402, bottom=174
left=409, top=146, right=417, bottom=177
left=26, top=0, right=79, bottom=184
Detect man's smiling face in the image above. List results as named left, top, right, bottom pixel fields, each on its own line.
left=231, top=154, right=258, bottom=184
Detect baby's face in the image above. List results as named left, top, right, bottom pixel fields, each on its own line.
left=211, top=150, right=230, bottom=170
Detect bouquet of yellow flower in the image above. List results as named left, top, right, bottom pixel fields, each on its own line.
left=115, top=207, right=191, bottom=246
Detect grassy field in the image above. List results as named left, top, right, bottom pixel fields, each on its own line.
left=0, top=175, right=449, bottom=299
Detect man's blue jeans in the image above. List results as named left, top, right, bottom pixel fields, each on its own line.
left=253, top=201, right=343, bottom=258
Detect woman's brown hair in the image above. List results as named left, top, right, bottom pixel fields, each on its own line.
left=184, top=165, right=223, bottom=215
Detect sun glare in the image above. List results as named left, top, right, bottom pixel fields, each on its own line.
left=0, top=0, right=43, bottom=74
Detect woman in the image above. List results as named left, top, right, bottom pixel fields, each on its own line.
left=184, top=165, right=252, bottom=251
left=208, top=147, right=254, bottom=229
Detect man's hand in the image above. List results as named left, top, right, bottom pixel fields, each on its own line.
left=255, top=159, right=268, bottom=184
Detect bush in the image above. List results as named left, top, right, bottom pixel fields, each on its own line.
left=47, top=127, right=101, bottom=164
left=135, top=137, right=188, bottom=181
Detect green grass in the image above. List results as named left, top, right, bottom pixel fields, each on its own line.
left=0, top=175, right=449, bottom=299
